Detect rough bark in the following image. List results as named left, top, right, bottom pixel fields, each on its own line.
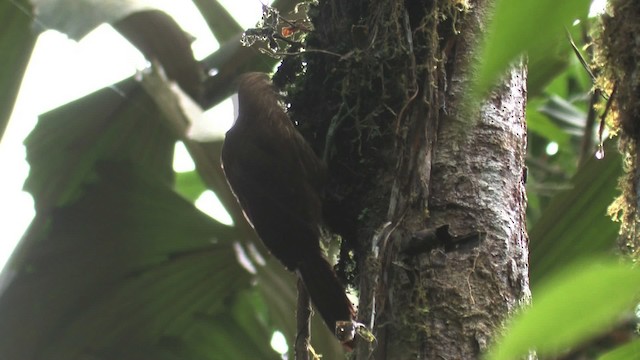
left=598, top=0, right=640, bottom=257
left=415, top=65, right=529, bottom=358
left=281, top=0, right=530, bottom=358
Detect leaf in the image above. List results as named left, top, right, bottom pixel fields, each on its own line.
left=0, top=0, right=37, bottom=140
left=7, top=1, right=353, bottom=357
left=527, top=41, right=570, bottom=98
left=175, top=170, right=208, bottom=202
left=538, top=94, right=587, bottom=129
left=198, top=0, right=301, bottom=109
left=598, top=338, right=640, bottom=360
left=473, top=0, right=591, bottom=97
left=486, top=259, right=640, bottom=360
left=16, top=64, right=343, bottom=360
left=112, top=10, right=204, bottom=101
left=526, top=100, right=571, bottom=150
left=527, top=19, right=592, bottom=98
left=254, top=255, right=346, bottom=357
left=23, top=78, right=175, bottom=211
left=29, top=1, right=203, bottom=100
left=192, top=0, right=243, bottom=43
left=29, top=0, right=154, bottom=39
left=542, top=47, right=595, bottom=101
left=529, top=141, right=622, bottom=285
left=0, top=162, right=283, bottom=359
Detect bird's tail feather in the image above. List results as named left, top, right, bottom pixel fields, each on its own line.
left=298, top=253, right=355, bottom=346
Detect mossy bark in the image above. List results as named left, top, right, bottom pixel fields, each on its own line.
left=280, top=0, right=530, bottom=358
left=598, top=0, right=640, bottom=257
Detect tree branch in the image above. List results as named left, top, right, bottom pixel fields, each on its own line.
left=295, top=277, right=311, bottom=360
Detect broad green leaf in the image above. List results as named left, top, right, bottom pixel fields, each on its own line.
left=175, top=170, right=208, bottom=202
left=255, top=256, right=346, bottom=357
left=598, top=338, right=640, bottom=360
left=23, top=78, right=175, bottom=211
left=487, top=260, right=640, bottom=360
left=528, top=20, right=594, bottom=98
left=30, top=1, right=204, bottom=101
left=113, top=10, right=203, bottom=101
left=0, top=0, right=37, bottom=141
left=544, top=55, right=595, bottom=102
left=526, top=100, right=571, bottom=150
left=473, top=0, right=591, bottom=97
left=192, top=0, right=243, bottom=43
left=0, top=162, right=282, bottom=359
left=529, top=141, right=621, bottom=285
left=3, top=0, right=348, bottom=358
left=16, top=30, right=342, bottom=360
left=538, top=94, right=587, bottom=129
left=29, top=0, right=154, bottom=39
left=527, top=41, right=570, bottom=98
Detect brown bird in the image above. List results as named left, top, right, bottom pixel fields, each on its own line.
left=221, top=73, right=355, bottom=346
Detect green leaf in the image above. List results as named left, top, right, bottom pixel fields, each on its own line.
left=175, top=170, right=208, bottom=202
left=487, top=260, right=640, bottom=360
left=0, top=162, right=282, bottom=359
left=30, top=0, right=154, bottom=39
left=527, top=40, right=570, bottom=98
left=113, top=10, right=203, bottom=101
left=0, top=0, right=37, bottom=140
left=23, top=78, right=175, bottom=211
left=192, top=0, right=243, bottom=43
left=527, top=19, right=593, bottom=98
left=3, top=1, right=348, bottom=357
left=473, top=0, right=591, bottom=97
left=526, top=101, right=572, bottom=149
left=543, top=52, right=595, bottom=101
left=538, top=94, right=587, bottom=129
left=598, top=338, right=640, bottom=360
left=254, top=252, right=346, bottom=357
left=529, top=141, right=622, bottom=285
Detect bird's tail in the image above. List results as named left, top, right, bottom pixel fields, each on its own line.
left=297, top=253, right=356, bottom=347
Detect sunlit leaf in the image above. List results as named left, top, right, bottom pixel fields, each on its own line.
left=487, top=260, right=640, bottom=360
left=175, top=170, right=208, bottom=202
left=192, top=0, right=242, bottom=43
left=23, top=78, right=175, bottom=211
left=114, top=9, right=204, bottom=101
left=29, top=0, right=154, bottom=39
left=473, top=0, right=591, bottom=97
left=0, top=0, right=37, bottom=140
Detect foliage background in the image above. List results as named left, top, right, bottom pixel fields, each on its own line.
left=0, top=0, right=637, bottom=359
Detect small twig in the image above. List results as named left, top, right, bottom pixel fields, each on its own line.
left=269, top=48, right=345, bottom=58
left=577, top=23, right=600, bottom=165
left=295, top=277, right=311, bottom=360
left=565, top=28, right=609, bottom=102
left=580, top=88, right=600, bottom=165
left=565, top=28, right=597, bottom=84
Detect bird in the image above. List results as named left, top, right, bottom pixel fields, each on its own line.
left=221, top=72, right=356, bottom=347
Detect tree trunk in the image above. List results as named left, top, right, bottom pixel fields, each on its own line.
left=599, top=0, right=640, bottom=257
left=282, top=0, right=530, bottom=358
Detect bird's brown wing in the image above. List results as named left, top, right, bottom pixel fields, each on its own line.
left=221, top=124, right=323, bottom=270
